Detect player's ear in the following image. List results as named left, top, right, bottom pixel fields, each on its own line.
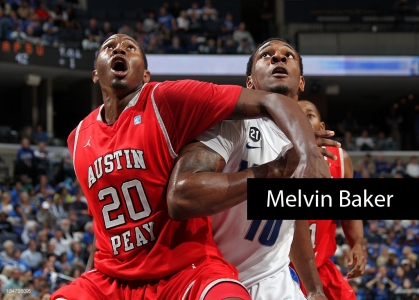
left=92, top=70, right=98, bottom=84
left=246, top=75, right=254, bottom=89
left=299, top=76, right=305, bottom=93
left=320, top=121, right=325, bottom=131
left=143, top=70, right=151, bottom=83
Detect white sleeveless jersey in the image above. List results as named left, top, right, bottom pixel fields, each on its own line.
left=197, top=118, right=295, bottom=288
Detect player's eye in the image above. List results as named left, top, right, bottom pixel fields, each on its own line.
left=286, top=52, right=295, bottom=59
left=261, top=52, right=270, bottom=58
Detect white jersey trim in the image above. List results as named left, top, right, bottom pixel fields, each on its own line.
left=339, top=147, right=344, bottom=178
left=181, top=280, right=196, bottom=300
left=72, top=120, right=83, bottom=180
left=151, top=82, right=177, bottom=159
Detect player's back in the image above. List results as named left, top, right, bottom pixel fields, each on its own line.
left=209, top=118, right=295, bottom=287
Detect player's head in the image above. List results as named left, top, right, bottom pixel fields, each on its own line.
left=92, top=34, right=150, bottom=94
left=298, top=100, right=325, bottom=131
left=246, top=38, right=304, bottom=100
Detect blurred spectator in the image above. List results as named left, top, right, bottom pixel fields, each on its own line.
left=117, top=22, right=134, bottom=38
left=365, top=270, right=398, bottom=299
left=9, top=24, right=27, bottom=42
left=0, top=210, right=13, bottom=233
left=394, top=278, right=419, bottom=299
left=1, top=240, right=15, bottom=263
left=186, top=1, right=202, bottom=20
left=176, top=10, right=189, bottom=34
left=17, top=0, right=34, bottom=20
left=0, top=191, right=13, bottom=214
left=81, top=33, right=100, bottom=50
left=391, top=158, right=407, bottom=177
left=221, top=12, right=235, bottom=35
left=356, top=154, right=376, bottom=177
left=236, top=38, right=254, bottom=54
left=186, top=34, right=201, bottom=54
left=21, top=220, right=39, bottom=245
left=166, top=35, right=185, bottom=54
left=157, top=6, right=175, bottom=31
left=19, top=190, right=38, bottom=218
left=7, top=203, right=27, bottom=227
left=54, top=252, right=72, bottom=276
left=224, top=38, right=236, bottom=54
left=68, top=241, right=84, bottom=268
left=81, top=221, right=93, bottom=246
left=69, top=188, right=87, bottom=216
left=32, top=125, right=50, bottom=145
left=356, top=129, right=375, bottom=151
left=232, top=22, right=254, bottom=49
left=36, top=201, right=56, bottom=227
left=9, top=247, right=30, bottom=273
left=25, top=24, right=41, bottom=44
left=15, top=138, right=36, bottom=183
left=375, top=131, right=396, bottom=151
left=406, top=156, right=419, bottom=178
left=341, top=131, right=358, bottom=151
left=375, top=154, right=392, bottom=176
left=198, top=37, right=216, bottom=54
left=101, top=21, right=114, bottom=41
left=0, top=7, right=10, bottom=40
left=83, top=18, right=102, bottom=42
left=142, top=11, right=158, bottom=34
left=1, top=268, right=24, bottom=293
left=188, top=11, right=203, bottom=35
left=349, top=280, right=368, bottom=300
left=35, top=1, right=50, bottom=21
left=34, top=141, right=52, bottom=180
left=201, top=0, right=218, bottom=21
left=50, top=227, right=70, bottom=257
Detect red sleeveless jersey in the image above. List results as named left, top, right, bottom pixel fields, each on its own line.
left=67, top=80, right=241, bottom=280
left=308, top=146, right=344, bottom=267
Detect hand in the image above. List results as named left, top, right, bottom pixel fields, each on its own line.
left=292, top=147, right=331, bottom=178
left=346, top=244, right=367, bottom=279
left=314, top=130, right=341, bottom=161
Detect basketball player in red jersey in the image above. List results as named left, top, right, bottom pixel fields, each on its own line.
left=50, top=34, right=331, bottom=300
left=295, top=100, right=366, bottom=299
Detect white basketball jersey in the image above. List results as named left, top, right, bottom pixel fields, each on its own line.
left=197, top=118, right=296, bottom=288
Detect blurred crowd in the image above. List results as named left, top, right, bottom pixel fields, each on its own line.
left=0, top=0, right=276, bottom=55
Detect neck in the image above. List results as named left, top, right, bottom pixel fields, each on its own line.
left=101, top=86, right=143, bottom=124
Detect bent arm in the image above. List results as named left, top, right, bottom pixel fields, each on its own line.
left=167, top=141, right=290, bottom=221
left=230, top=89, right=326, bottom=169
left=290, top=220, right=326, bottom=299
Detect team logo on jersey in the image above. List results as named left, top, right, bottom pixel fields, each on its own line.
left=134, top=115, right=142, bottom=125
left=84, top=136, right=92, bottom=147
left=249, top=127, right=261, bottom=142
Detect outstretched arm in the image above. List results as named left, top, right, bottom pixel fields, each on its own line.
left=290, top=220, right=327, bottom=300
left=167, top=141, right=295, bottom=221
left=230, top=88, right=330, bottom=178
left=341, top=220, right=366, bottom=279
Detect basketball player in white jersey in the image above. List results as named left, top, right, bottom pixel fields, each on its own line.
left=167, top=38, right=340, bottom=299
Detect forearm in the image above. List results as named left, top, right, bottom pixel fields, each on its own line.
left=341, top=220, right=364, bottom=248
left=85, top=235, right=96, bottom=271
left=231, top=89, right=320, bottom=157
left=290, top=220, right=324, bottom=296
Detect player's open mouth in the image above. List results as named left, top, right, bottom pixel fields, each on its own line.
left=111, top=58, right=128, bottom=77
left=272, top=66, right=288, bottom=77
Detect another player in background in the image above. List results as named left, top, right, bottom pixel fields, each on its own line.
left=167, top=38, right=336, bottom=299
left=51, top=33, right=331, bottom=300
left=293, top=100, right=366, bottom=299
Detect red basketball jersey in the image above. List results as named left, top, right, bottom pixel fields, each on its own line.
left=326, top=146, right=344, bottom=179
left=308, top=147, right=343, bottom=267
left=68, top=80, right=242, bottom=280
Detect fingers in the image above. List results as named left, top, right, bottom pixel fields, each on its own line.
left=316, top=138, right=341, bottom=149
left=314, top=130, right=335, bottom=138
left=319, top=148, right=337, bottom=161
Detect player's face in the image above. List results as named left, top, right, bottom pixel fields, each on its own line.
left=246, top=40, right=304, bottom=99
left=92, top=34, right=150, bottom=95
left=298, top=101, right=325, bottom=131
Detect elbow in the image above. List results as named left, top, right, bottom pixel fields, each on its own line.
left=167, top=186, right=192, bottom=222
